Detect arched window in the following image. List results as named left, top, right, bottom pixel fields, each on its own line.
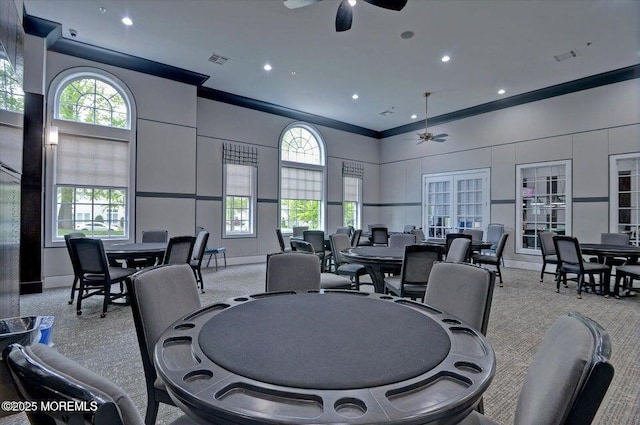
left=0, top=58, right=24, bottom=113
left=279, top=123, right=326, bottom=232
left=49, top=70, right=134, bottom=241
left=55, top=75, right=129, bottom=128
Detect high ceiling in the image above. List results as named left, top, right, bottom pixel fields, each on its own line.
left=23, top=0, right=640, bottom=133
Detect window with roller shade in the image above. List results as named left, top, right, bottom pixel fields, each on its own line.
left=279, top=124, right=326, bottom=232
left=223, top=143, right=257, bottom=237
left=610, top=153, right=640, bottom=246
left=343, top=162, right=363, bottom=229
left=50, top=71, right=132, bottom=240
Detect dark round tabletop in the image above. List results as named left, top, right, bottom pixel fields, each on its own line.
left=341, top=246, right=405, bottom=265
left=155, top=291, right=495, bottom=425
left=579, top=243, right=640, bottom=257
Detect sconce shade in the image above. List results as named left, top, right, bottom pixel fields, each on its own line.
left=48, top=126, right=59, bottom=146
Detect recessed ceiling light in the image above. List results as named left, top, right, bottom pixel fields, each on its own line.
left=98, top=6, right=107, bottom=13
left=400, top=31, right=414, bottom=40
left=121, top=17, right=133, bottom=26
left=348, top=0, right=357, bottom=6
left=411, top=114, right=417, bottom=119
left=352, top=94, right=359, bottom=100
left=263, top=64, right=272, bottom=71
left=441, top=55, right=450, bottom=62
left=498, top=89, right=506, bottom=95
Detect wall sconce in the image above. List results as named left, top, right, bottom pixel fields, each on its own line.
left=47, top=126, right=59, bottom=148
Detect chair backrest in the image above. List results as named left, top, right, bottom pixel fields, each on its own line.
left=425, top=261, right=495, bottom=335
left=601, top=232, right=629, bottom=246
left=292, top=226, right=308, bottom=237
left=494, top=232, right=509, bottom=258
left=330, top=233, right=352, bottom=266
left=141, top=229, right=168, bottom=243
left=399, top=245, right=440, bottom=285
left=192, top=230, right=209, bottom=262
left=266, top=252, right=321, bottom=292
left=412, top=228, right=426, bottom=243
left=350, top=229, right=362, bottom=247
left=445, top=233, right=472, bottom=254
left=64, top=232, right=86, bottom=275
left=69, top=237, right=109, bottom=276
left=371, top=227, right=389, bottom=245
left=486, top=223, right=504, bottom=245
left=126, top=264, right=201, bottom=393
left=5, top=343, right=143, bottom=425
left=290, top=239, right=315, bottom=253
left=514, top=312, right=614, bottom=425
left=389, top=233, right=416, bottom=248
left=336, top=226, right=351, bottom=235
left=445, top=238, right=471, bottom=262
left=403, top=224, right=416, bottom=233
left=553, top=235, right=583, bottom=268
left=303, top=230, right=325, bottom=253
left=163, top=236, right=196, bottom=265
left=463, top=228, right=484, bottom=241
left=276, top=228, right=287, bottom=252
left=539, top=231, right=556, bottom=256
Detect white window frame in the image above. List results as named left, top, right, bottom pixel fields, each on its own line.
left=343, top=175, right=362, bottom=229
left=515, top=160, right=572, bottom=254
left=45, top=68, right=136, bottom=245
left=610, top=153, right=640, bottom=246
left=278, top=122, right=327, bottom=233
left=223, top=163, right=257, bottom=238
left=422, top=168, right=490, bottom=238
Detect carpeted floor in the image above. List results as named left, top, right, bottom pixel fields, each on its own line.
left=2, top=264, right=639, bottom=425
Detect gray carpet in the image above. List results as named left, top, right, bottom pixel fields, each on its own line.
left=2, top=265, right=639, bottom=425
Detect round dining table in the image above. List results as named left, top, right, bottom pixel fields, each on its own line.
left=341, top=246, right=405, bottom=293
left=155, top=291, right=495, bottom=425
left=105, top=242, right=167, bottom=267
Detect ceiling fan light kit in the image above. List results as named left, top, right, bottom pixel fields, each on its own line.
left=416, top=92, right=448, bottom=145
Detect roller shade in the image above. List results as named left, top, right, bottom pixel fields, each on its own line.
left=56, top=133, right=128, bottom=187
left=225, top=163, right=253, bottom=196
left=281, top=167, right=322, bottom=200
left=344, top=176, right=360, bottom=202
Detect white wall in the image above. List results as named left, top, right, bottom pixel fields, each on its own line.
left=380, top=79, right=640, bottom=268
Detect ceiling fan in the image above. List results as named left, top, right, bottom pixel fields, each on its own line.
left=416, top=92, right=448, bottom=144
left=283, top=0, right=408, bottom=32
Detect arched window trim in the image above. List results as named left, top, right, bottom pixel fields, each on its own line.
left=278, top=122, right=327, bottom=232
left=45, top=67, right=137, bottom=246
left=53, top=71, right=132, bottom=129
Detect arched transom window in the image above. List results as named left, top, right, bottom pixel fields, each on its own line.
left=279, top=124, right=326, bottom=232
left=56, top=76, right=129, bottom=128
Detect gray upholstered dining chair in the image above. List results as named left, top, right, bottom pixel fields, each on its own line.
left=412, top=228, right=426, bottom=243
left=68, top=237, right=137, bottom=318
left=126, top=264, right=201, bottom=425
left=445, top=233, right=472, bottom=256
left=190, top=230, right=209, bottom=293
left=266, top=252, right=321, bottom=292
left=424, top=261, right=495, bottom=336
left=445, top=237, right=471, bottom=263
left=335, top=226, right=352, bottom=235
left=4, top=343, right=147, bottom=425
left=462, top=228, right=484, bottom=241
left=141, top=229, right=168, bottom=243
left=163, top=235, right=196, bottom=265
left=403, top=224, right=416, bottom=233
left=553, top=235, right=611, bottom=298
left=538, top=231, right=558, bottom=282
left=388, top=233, right=416, bottom=248
left=275, top=228, right=289, bottom=252
left=329, top=233, right=369, bottom=290
left=484, top=223, right=504, bottom=252
left=350, top=229, right=362, bottom=247
left=303, top=230, right=332, bottom=271
left=292, top=226, right=308, bottom=237
left=472, top=232, right=509, bottom=286
left=592, top=232, right=632, bottom=267
left=384, top=245, right=440, bottom=301
left=457, top=311, right=614, bottom=425
left=370, top=226, right=389, bottom=246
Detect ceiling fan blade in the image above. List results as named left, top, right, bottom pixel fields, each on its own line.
left=335, top=0, right=353, bottom=32
left=283, top=0, right=321, bottom=9
left=431, top=138, right=447, bottom=143
left=432, top=133, right=448, bottom=139
left=362, top=0, right=408, bottom=11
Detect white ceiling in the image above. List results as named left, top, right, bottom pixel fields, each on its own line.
left=23, top=0, right=640, bottom=133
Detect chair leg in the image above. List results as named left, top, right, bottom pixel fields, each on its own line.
left=101, top=284, right=110, bottom=318
left=496, top=263, right=503, bottom=286
left=144, top=400, right=159, bottom=425
left=214, top=253, right=219, bottom=271
left=555, top=271, right=562, bottom=293
left=576, top=274, right=583, bottom=299
left=69, top=276, right=78, bottom=304
left=76, top=280, right=85, bottom=315
left=198, top=268, right=204, bottom=294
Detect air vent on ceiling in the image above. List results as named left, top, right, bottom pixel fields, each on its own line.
left=554, top=49, right=580, bottom=62
left=379, top=110, right=395, bottom=116
left=208, top=53, right=229, bottom=65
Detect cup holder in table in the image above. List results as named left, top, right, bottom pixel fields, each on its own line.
left=454, top=361, right=483, bottom=374
left=442, top=318, right=461, bottom=325
left=183, top=369, right=214, bottom=384
left=334, top=398, right=367, bottom=418
left=234, top=297, right=249, bottom=302
left=174, top=323, right=195, bottom=331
